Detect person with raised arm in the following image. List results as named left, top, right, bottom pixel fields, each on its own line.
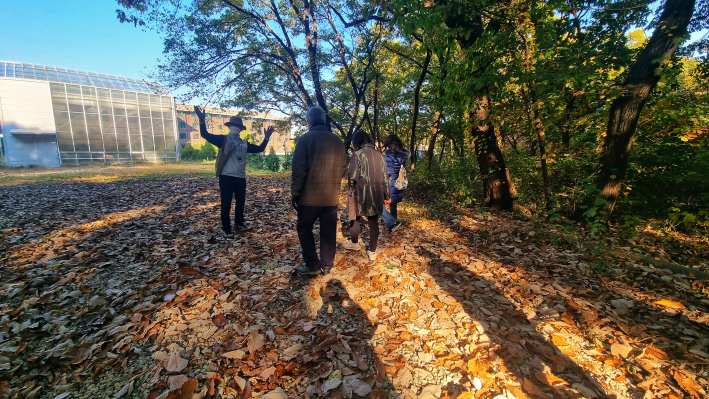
left=194, top=105, right=273, bottom=238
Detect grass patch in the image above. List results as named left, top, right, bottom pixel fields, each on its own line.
left=0, top=163, right=288, bottom=186
left=385, top=263, right=398, bottom=269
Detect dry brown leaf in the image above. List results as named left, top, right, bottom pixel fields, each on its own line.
left=222, top=350, right=245, bottom=359
left=673, top=369, right=707, bottom=399
left=247, top=330, right=265, bottom=354
left=262, top=388, right=288, bottom=399
left=611, top=342, right=634, bottom=358
left=174, top=378, right=198, bottom=399
left=211, top=313, right=228, bottom=327
left=523, top=378, right=547, bottom=398
left=169, top=375, right=189, bottom=391
left=282, top=343, right=302, bottom=358
left=165, top=350, right=189, bottom=373
left=180, top=267, right=200, bottom=275
left=71, top=347, right=92, bottom=364
left=653, top=299, right=686, bottom=309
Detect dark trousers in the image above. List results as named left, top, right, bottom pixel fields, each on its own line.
left=296, top=205, right=338, bottom=270
left=382, top=202, right=399, bottom=229
left=350, top=216, right=380, bottom=252
left=219, top=175, right=246, bottom=233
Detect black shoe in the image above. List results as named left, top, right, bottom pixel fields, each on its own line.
left=296, top=266, right=322, bottom=277
left=222, top=229, right=235, bottom=239
left=389, top=222, right=402, bottom=233
left=234, top=224, right=253, bottom=232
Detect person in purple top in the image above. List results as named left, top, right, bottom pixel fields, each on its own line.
left=381, top=135, right=410, bottom=233
left=194, top=105, right=273, bottom=238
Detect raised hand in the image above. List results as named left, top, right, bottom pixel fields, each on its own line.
left=264, top=126, right=275, bottom=139
left=194, top=105, right=206, bottom=121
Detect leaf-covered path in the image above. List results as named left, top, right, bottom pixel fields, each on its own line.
left=0, top=174, right=707, bottom=399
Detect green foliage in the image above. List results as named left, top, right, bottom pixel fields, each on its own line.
left=264, top=147, right=281, bottom=172
left=281, top=152, right=293, bottom=171
left=180, top=143, right=216, bottom=162
left=246, top=153, right=265, bottom=171
left=180, top=143, right=196, bottom=161
left=199, top=143, right=216, bottom=161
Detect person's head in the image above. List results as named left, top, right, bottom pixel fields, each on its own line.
left=351, top=130, right=374, bottom=150
left=383, top=134, right=404, bottom=151
left=225, top=116, right=246, bottom=135
left=306, top=106, right=326, bottom=128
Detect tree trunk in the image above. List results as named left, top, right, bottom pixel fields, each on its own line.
left=425, top=49, right=449, bottom=170
left=438, top=136, right=447, bottom=166
left=581, top=0, right=695, bottom=217
left=472, top=96, right=514, bottom=210
left=533, top=104, right=551, bottom=211
left=409, top=46, right=432, bottom=166
left=426, top=111, right=442, bottom=168
left=561, top=91, right=575, bottom=147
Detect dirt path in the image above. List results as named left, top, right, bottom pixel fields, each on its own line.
left=0, top=175, right=707, bottom=399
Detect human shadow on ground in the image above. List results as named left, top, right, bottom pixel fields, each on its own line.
left=289, top=277, right=395, bottom=398
left=417, top=246, right=610, bottom=399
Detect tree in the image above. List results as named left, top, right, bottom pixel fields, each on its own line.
left=580, top=0, right=699, bottom=217
left=199, top=143, right=217, bottom=161
left=264, top=147, right=281, bottom=172
left=116, top=0, right=388, bottom=136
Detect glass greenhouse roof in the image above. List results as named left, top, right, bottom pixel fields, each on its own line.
left=0, top=61, right=170, bottom=95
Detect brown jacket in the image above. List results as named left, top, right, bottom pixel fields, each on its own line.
left=348, top=143, right=390, bottom=216
left=291, top=124, right=347, bottom=207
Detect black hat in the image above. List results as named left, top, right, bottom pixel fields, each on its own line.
left=224, top=116, right=246, bottom=129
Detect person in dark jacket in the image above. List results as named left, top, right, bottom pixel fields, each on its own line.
left=381, top=135, right=410, bottom=233
left=291, top=106, right=347, bottom=277
left=342, top=131, right=390, bottom=261
left=194, top=106, right=273, bottom=238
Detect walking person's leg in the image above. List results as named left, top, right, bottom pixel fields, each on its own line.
left=318, top=206, right=338, bottom=271
left=382, top=205, right=396, bottom=230
left=388, top=200, right=403, bottom=232
left=219, top=175, right=236, bottom=235
left=296, top=205, right=322, bottom=275
left=350, top=220, right=361, bottom=243
left=233, top=177, right=248, bottom=230
left=367, top=216, right=380, bottom=252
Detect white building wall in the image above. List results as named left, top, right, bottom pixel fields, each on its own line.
left=0, top=78, right=59, bottom=166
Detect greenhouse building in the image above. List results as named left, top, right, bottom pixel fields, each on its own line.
left=0, top=61, right=178, bottom=167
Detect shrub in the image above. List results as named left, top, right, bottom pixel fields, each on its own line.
left=199, top=143, right=216, bottom=161
left=264, top=147, right=281, bottom=172
left=247, top=153, right=265, bottom=170
left=282, top=152, right=293, bottom=171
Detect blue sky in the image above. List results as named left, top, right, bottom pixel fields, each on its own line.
left=0, top=0, right=164, bottom=80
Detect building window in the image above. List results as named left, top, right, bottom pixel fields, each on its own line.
left=206, top=113, right=211, bottom=118
left=193, top=123, right=198, bottom=129
left=219, top=125, right=223, bottom=130
left=179, top=111, right=184, bottom=116
left=206, top=124, right=212, bottom=129
left=180, top=133, right=187, bottom=139
left=193, top=134, right=199, bottom=139
left=179, top=122, right=186, bottom=128
left=217, top=115, right=222, bottom=119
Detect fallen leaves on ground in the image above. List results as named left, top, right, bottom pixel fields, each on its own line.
left=0, top=173, right=707, bottom=399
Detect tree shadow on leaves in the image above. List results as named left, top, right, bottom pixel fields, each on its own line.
left=417, top=246, right=610, bottom=399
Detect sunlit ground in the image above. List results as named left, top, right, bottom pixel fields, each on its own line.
left=0, top=170, right=707, bottom=399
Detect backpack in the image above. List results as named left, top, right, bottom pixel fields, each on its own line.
left=394, top=164, right=408, bottom=191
